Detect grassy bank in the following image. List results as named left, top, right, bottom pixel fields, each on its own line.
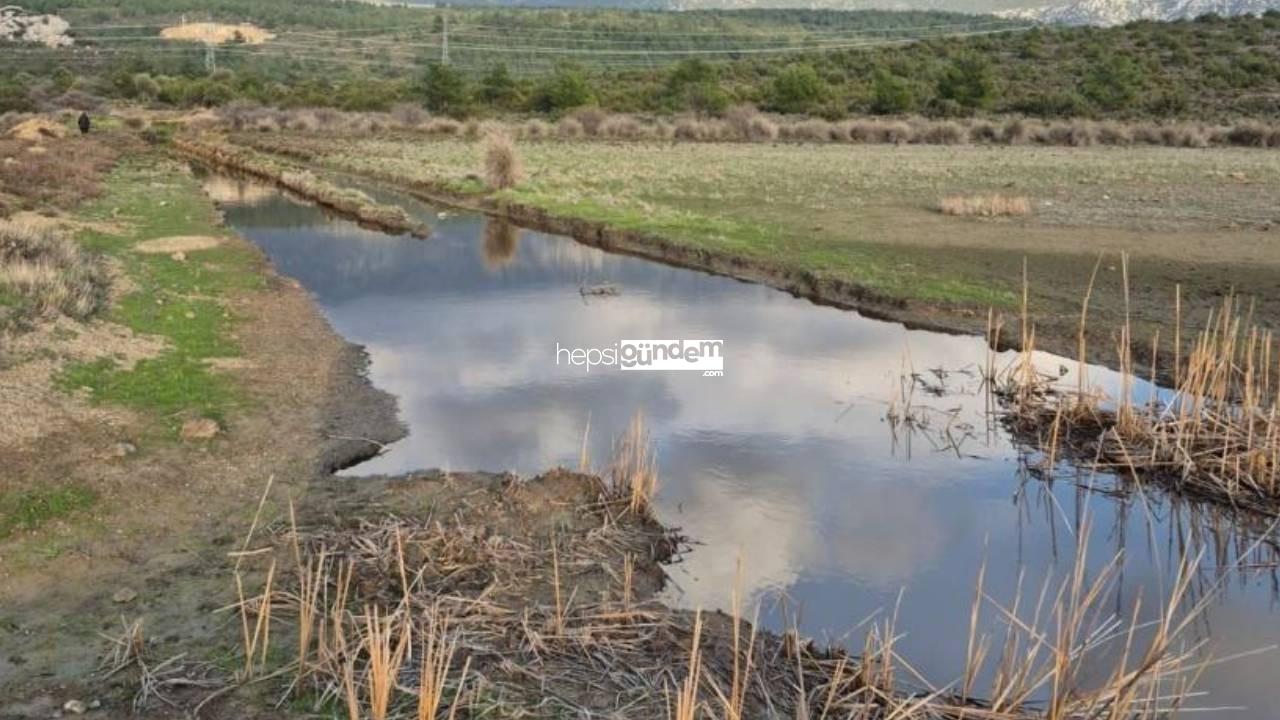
left=60, top=158, right=266, bottom=434
left=232, top=131, right=1280, bottom=370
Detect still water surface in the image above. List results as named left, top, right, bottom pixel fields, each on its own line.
left=212, top=176, right=1280, bottom=716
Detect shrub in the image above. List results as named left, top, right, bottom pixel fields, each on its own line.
left=598, top=114, right=646, bottom=140
left=0, top=219, right=108, bottom=320
left=936, top=53, right=997, bottom=112
left=1001, top=117, right=1029, bottom=145
left=768, top=64, right=829, bottom=115
left=1225, top=121, right=1269, bottom=146
left=521, top=119, right=553, bottom=140
left=939, top=194, right=1032, bottom=217
left=968, top=121, right=999, bottom=144
left=919, top=121, right=964, bottom=145
left=390, top=103, right=428, bottom=128
left=571, top=107, right=608, bottom=136
left=483, top=132, right=523, bottom=190
left=1095, top=122, right=1132, bottom=145
left=556, top=117, right=584, bottom=139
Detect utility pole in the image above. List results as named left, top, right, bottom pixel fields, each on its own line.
left=441, top=14, right=449, bottom=66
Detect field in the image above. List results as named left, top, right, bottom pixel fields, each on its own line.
left=236, top=129, right=1280, bottom=367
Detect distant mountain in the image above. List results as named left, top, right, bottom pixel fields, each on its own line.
left=998, top=0, right=1280, bottom=26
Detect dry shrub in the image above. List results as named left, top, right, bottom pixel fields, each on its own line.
left=284, top=110, right=319, bottom=132
left=939, top=194, right=1032, bottom=217
left=745, top=114, right=779, bottom=142
left=0, top=219, right=108, bottom=319
left=521, top=119, right=553, bottom=140
left=1267, top=128, right=1280, bottom=148
left=968, top=121, right=999, bottom=144
left=1161, top=124, right=1208, bottom=148
left=1001, top=117, right=1029, bottom=145
left=673, top=117, right=704, bottom=141
left=1095, top=122, right=1132, bottom=146
left=389, top=103, right=427, bottom=129
left=571, top=107, right=607, bottom=136
left=598, top=114, right=645, bottom=140
left=556, top=117, right=584, bottom=139
left=724, top=104, right=778, bottom=142
left=424, top=117, right=462, bottom=136
left=483, top=132, right=523, bottom=190
left=791, top=119, right=833, bottom=143
left=0, top=136, right=119, bottom=213
left=1225, top=122, right=1269, bottom=147
left=919, top=120, right=964, bottom=145
left=1046, top=122, right=1094, bottom=147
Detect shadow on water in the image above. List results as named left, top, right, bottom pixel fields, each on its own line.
left=207, top=172, right=1280, bottom=716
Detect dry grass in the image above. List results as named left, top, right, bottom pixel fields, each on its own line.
left=0, top=134, right=120, bottom=214
left=482, top=131, right=523, bottom=191
left=609, top=411, right=659, bottom=515
left=208, top=105, right=1280, bottom=150
left=207, top=464, right=1227, bottom=720
left=0, top=219, right=108, bottom=320
left=939, top=194, right=1033, bottom=218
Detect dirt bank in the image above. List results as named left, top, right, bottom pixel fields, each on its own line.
left=173, top=137, right=431, bottom=239
left=0, top=160, right=404, bottom=715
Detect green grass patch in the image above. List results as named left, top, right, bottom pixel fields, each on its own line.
left=0, top=486, right=97, bottom=539
left=57, top=158, right=265, bottom=434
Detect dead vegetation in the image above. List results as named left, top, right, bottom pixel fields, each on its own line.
left=0, top=218, right=108, bottom=321
left=192, top=410, right=1224, bottom=720
left=939, top=194, right=1033, bottom=218
left=206, top=103, right=1280, bottom=150
left=996, top=258, right=1280, bottom=517
left=173, top=137, right=431, bottom=238
left=482, top=131, right=522, bottom=190
left=0, top=132, right=120, bottom=215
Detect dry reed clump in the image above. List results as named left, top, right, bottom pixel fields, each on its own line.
left=998, top=262, right=1280, bottom=517
left=389, top=103, right=428, bottom=129
left=0, top=219, right=108, bottom=320
left=520, top=118, right=553, bottom=140
left=556, top=117, right=584, bottom=139
left=570, top=107, right=608, bottom=136
left=939, top=194, right=1033, bottom=217
left=597, top=114, right=648, bottom=141
left=210, top=458, right=1221, bottom=720
left=482, top=131, right=523, bottom=190
left=724, top=104, right=778, bottom=142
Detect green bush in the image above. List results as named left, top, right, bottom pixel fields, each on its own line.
left=768, top=64, right=829, bottom=114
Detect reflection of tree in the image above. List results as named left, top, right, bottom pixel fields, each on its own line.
left=481, top=217, right=520, bottom=272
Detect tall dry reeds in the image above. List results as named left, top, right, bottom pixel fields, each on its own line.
left=610, top=411, right=659, bottom=515
left=999, top=273, right=1280, bottom=516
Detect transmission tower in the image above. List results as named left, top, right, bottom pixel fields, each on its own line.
left=441, top=15, right=450, bottom=66
left=205, top=43, right=216, bottom=72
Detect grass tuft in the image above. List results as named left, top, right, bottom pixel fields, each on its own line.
left=482, top=131, right=523, bottom=191
left=939, top=194, right=1032, bottom=217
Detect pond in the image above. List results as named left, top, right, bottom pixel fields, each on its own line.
left=211, top=174, right=1280, bottom=716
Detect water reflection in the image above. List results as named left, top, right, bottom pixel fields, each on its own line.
left=481, top=217, right=521, bottom=272
left=217, top=181, right=1280, bottom=716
